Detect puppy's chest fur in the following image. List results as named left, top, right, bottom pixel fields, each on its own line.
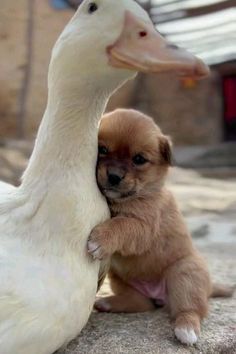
left=109, top=189, right=193, bottom=282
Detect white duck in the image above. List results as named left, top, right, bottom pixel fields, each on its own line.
left=0, top=181, right=15, bottom=193
left=0, top=0, right=209, bottom=353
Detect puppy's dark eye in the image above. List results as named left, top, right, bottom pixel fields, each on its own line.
left=98, top=145, right=108, bottom=155
left=88, top=2, right=98, bottom=14
left=133, top=154, right=148, bottom=165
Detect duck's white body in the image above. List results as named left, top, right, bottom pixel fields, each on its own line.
left=0, top=92, right=110, bottom=354
left=0, top=0, right=208, bottom=352
left=0, top=181, right=15, bottom=193
left=0, top=13, right=112, bottom=353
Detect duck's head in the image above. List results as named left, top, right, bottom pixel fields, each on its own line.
left=50, top=0, right=209, bottom=93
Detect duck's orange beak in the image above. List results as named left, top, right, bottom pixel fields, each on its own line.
left=108, top=11, right=209, bottom=79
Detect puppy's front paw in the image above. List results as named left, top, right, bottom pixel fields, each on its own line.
left=88, top=225, right=115, bottom=260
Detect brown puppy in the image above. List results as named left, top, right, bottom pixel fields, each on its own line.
left=88, top=109, right=231, bottom=345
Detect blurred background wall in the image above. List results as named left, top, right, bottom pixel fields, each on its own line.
left=0, top=0, right=236, bottom=145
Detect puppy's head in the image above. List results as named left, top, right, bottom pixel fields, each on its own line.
left=97, top=109, right=172, bottom=201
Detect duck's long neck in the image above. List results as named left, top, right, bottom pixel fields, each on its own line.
left=21, top=78, right=109, bottom=191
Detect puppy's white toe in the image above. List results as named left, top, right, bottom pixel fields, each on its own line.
left=174, top=327, right=198, bottom=345
left=87, top=241, right=102, bottom=259
left=87, top=240, right=99, bottom=253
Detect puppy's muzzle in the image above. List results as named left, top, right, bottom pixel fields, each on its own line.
left=107, top=167, right=125, bottom=187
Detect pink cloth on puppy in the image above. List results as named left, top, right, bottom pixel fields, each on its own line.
left=129, top=278, right=167, bottom=305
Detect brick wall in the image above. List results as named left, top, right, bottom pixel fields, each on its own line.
left=108, top=71, right=223, bottom=145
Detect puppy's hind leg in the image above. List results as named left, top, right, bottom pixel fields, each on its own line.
left=95, top=273, right=155, bottom=313
left=166, top=255, right=211, bottom=345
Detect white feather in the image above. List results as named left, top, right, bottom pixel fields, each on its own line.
left=0, top=181, right=15, bottom=194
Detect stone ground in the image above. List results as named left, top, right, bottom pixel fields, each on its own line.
left=0, top=141, right=236, bottom=353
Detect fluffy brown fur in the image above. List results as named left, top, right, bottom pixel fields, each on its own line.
left=87, top=109, right=233, bottom=345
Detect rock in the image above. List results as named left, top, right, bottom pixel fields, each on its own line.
left=59, top=203, right=236, bottom=354
left=58, top=240, right=236, bottom=354
left=61, top=303, right=236, bottom=354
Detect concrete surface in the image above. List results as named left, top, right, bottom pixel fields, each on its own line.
left=58, top=228, right=236, bottom=354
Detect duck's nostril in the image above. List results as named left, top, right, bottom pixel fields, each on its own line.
left=139, top=30, right=147, bottom=38
left=108, top=174, right=122, bottom=186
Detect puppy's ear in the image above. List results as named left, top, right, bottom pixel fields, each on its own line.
left=159, top=136, right=172, bottom=165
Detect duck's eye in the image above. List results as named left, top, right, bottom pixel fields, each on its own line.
left=88, top=2, right=98, bottom=13
left=98, top=145, right=108, bottom=155
left=133, top=154, right=148, bottom=165
left=139, top=31, right=147, bottom=38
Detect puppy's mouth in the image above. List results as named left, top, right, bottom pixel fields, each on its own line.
left=102, top=187, right=136, bottom=200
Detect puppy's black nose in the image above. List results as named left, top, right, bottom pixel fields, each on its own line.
left=108, top=173, right=122, bottom=186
